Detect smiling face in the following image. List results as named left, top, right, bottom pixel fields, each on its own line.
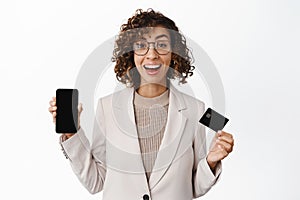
left=133, top=27, right=172, bottom=87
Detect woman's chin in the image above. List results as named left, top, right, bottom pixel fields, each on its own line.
left=140, top=74, right=167, bottom=86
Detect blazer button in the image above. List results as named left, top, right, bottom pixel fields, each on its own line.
left=143, top=194, right=149, bottom=200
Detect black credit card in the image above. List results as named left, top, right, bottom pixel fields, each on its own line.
left=55, top=89, right=78, bottom=133
left=199, top=108, right=229, bottom=132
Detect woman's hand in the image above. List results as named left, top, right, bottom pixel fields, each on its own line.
left=48, top=96, right=83, bottom=139
left=206, top=131, right=234, bottom=172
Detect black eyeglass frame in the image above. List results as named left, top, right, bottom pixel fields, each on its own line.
left=133, top=40, right=171, bottom=56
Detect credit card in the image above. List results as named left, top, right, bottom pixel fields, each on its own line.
left=199, top=108, right=229, bottom=132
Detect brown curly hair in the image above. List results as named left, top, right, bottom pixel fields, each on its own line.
left=112, top=8, right=194, bottom=88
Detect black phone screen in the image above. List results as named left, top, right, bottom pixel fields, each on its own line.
left=55, top=89, right=78, bottom=133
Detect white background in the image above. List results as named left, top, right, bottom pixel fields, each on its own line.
left=1, top=0, right=299, bottom=199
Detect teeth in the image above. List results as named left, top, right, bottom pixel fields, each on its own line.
left=144, top=65, right=161, bottom=69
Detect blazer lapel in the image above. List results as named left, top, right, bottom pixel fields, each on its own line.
left=148, top=85, right=187, bottom=190
left=110, top=88, right=147, bottom=175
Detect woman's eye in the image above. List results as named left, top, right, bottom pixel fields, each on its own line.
left=157, top=42, right=169, bottom=48
left=135, top=43, right=146, bottom=49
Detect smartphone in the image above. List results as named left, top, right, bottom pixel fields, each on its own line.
left=199, top=108, right=229, bottom=132
left=55, top=89, right=78, bottom=133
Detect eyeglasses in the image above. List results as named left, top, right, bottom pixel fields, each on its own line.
left=133, top=40, right=171, bottom=56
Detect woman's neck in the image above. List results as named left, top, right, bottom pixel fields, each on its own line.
left=137, top=83, right=168, bottom=98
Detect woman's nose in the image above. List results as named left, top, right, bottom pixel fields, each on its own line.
left=146, top=46, right=158, bottom=59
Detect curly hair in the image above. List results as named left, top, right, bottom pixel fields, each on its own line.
left=112, top=8, right=194, bottom=88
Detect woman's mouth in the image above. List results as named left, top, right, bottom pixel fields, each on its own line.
left=143, top=64, right=161, bottom=75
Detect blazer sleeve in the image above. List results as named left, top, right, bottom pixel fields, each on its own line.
left=60, top=98, right=107, bottom=194
left=192, top=101, right=222, bottom=198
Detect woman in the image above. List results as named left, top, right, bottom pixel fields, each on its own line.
left=48, top=9, right=234, bottom=200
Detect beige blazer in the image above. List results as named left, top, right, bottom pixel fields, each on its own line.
left=61, top=84, right=221, bottom=200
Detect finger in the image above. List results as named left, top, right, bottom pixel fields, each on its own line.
left=48, top=106, right=57, bottom=113
left=216, top=139, right=233, bottom=153
left=78, top=103, right=83, bottom=116
left=207, top=147, right=229, bottom=162
left=217, top=131, right=233, bottom=139
left=216, top=145, right=229, bottom=157
left=78, top=103, right=83, bottom=112
left=65, top=133, right=73, bottom=137
left=218, top=145, right=229, bottom=158
left=49, top=97, right=56, bottom=105
left=218, top=135, right=234, bottom=146
left=52, top=112, right=56, bottom=123
left=49, top=101, right=56, bottom=107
